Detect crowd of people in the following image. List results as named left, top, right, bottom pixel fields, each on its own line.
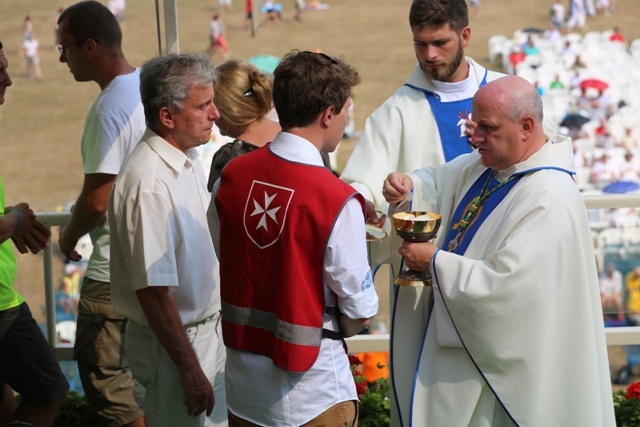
left=488, top=3, right=640, bottom=233
left=490, top=3, right=640, bottom=351
left=0, top=0, right=624, bottom=426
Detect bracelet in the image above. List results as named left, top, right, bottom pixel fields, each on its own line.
left=13, top=210, right=23, bottom=231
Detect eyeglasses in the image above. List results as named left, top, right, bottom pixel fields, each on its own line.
left=300, top=50, right=338, bottom=65
left=57, top=38, right=98, bottom=55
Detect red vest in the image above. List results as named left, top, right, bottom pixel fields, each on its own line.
left=215, top=145, right=364, bottom=372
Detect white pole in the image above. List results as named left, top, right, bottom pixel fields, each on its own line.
left=164, top=0, right=180, bottom=54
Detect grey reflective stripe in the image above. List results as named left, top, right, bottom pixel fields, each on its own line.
left=222, top=301, right=322, bottom=346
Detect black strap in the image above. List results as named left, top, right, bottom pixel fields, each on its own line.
left=322, top=305, right=343, bottom=340
left=321, top=328, right=343, bottom=340
left=324, top=306, right=340, bottom=316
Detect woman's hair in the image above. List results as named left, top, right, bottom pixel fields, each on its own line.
left=214, top=60, right=273, bottom=136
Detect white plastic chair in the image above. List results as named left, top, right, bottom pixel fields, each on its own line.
left=56, top=320, right=77, bottom=344
left=488, top=34, right=508, bottom=65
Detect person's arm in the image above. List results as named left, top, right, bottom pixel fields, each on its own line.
left=382, top=172, right=414, bottom=205
left=399, top=240, right=438, bottom=273
left=0, top=209, right=23, bottom=244
left=2, top=203, right=51, bottom=254
left=207, top=179, right=222, bottom=257
left=340, top=314, right=374, bottom=338
left=59, top=173, right=115, bottom=261
left=340, top=95, right=405, bottom=219
left=136, top=286, right=215, bottom=417
left=324, top=198, right=379, bottom=338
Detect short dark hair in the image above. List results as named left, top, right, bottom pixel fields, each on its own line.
left=0, top=42, right=3, bottom=51
left=273, top=50, right=360, bottom=130
left=409, top=0, right=469, bottom=33
left=58, top=1, right=122, bottom=52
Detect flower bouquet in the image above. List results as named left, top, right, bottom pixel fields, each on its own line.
left=349, top=354, right=391, bottom=427
left=614, top=381, right=640, bottom=426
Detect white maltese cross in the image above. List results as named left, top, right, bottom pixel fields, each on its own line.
left=250, top=192, right=281, bottom=231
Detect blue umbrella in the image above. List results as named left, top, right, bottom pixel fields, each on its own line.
left=603, top=181, right=640, bottom=194
left=248, top=55, right=281, bottom=74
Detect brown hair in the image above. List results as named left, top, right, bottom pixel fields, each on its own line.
left=409, top=0, right=469, bottom=33
left=273, top=50, right=360, bottom=130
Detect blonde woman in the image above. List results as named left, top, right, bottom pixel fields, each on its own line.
left=208, top=59, right=281, bottom=190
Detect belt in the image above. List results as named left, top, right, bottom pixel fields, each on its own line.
left=184, top=311, right=219, bottom=329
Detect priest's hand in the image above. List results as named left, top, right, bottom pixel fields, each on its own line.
left=399, top=240, right=437, bottom=272
left=382, top=173, right=413, bottom=204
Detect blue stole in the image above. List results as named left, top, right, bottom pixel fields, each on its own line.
left=405, top=69, right=488, bottom=162
left=443, top=169, right=522, bottom=255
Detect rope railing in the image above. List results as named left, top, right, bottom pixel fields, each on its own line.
left=33, top=191, right=640, bottom=359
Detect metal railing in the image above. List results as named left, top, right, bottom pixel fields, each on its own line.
left=34, top=191, right=640, bottom=359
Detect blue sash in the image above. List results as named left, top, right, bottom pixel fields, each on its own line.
left=405, top=69, right=488, bottom=162
left=443, top=169, right=522, bottom=255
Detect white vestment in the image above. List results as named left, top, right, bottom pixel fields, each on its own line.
left=390, top=136, right=615, bottom=426
left=340, top=58, right=504, bottom=266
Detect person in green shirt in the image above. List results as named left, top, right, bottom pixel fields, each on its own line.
left=0, top=41, right=69, bottom=427
left=550, top=73, right=566, bottom=89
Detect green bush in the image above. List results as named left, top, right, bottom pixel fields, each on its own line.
left=349, top=355, right=391, bottom=426
left=55, top=379, right=638, bottom=427
left=359, top=376, right=391, bottom=427
left=615, top=382, right=640, bottom=427
left=53, top=392, right=100, bottom=427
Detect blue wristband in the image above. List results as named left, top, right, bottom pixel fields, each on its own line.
left=14, top=210, right=23, bottom=231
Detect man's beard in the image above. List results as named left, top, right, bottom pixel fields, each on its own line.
left=419, top=41, right=464, bottom=82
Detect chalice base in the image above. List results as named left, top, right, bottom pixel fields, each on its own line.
left=394, top=269, right=432, bottom=287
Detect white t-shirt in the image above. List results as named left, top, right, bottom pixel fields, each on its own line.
left=22, top=39, right=39, bottom=58
left=82, top=68, right=145, bottom=282
left=600, top=270, right=622, bottom=297
left=552, top=3, right=565, bottom=21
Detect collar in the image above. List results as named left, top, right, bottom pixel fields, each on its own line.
left=494, top=135, right=576, bottom=180
left=143, top=128, right=200, bottom=173
left=270, top=132, right=325, bottom=167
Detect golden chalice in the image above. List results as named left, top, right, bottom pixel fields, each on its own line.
left=392, top=211, right=442, bottom=286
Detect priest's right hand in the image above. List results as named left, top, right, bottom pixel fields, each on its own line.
left=382, top=173, right=413, bottom=204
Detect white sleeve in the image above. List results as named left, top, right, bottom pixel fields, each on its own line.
left=323, top=197, right=379, bottom=320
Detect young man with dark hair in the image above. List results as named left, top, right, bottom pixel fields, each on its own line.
left=210, top=50, right=379, bottom=426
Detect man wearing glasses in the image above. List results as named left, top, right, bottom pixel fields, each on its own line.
left=56, top=2, right=146, bottom=426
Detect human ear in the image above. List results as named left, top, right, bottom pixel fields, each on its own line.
left=159, top=107, right=175, bottom=129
